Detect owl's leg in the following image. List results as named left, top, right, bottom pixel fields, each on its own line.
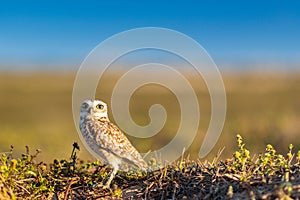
left=104, top=166, right=118, bottom=188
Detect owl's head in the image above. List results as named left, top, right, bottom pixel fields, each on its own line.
left=80, top=99, right=108, bottom=119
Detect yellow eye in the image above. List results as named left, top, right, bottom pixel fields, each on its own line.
left=96, top=104, right=104, bottom=110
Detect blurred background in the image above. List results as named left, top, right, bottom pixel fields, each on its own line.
left=0, top=1, right=299, bottom=162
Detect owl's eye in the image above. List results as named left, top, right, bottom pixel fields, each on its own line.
left=96, top=104, right=104, bottom=110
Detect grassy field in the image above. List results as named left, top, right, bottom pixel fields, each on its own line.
left=0, top=70, right=300, bottom=163
left=1, top=69, right=300, bottom=199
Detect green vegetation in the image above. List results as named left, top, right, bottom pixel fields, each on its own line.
left=1, top=135, right=300, bottom=199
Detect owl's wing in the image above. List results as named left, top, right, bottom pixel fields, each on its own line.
left=93, top=120, right=147, bottom=169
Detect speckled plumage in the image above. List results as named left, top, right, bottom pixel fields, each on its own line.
left=79, top=99, right=147, bottom=187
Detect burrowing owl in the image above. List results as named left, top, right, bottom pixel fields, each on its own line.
left=79, top=99, right=147, bottom=187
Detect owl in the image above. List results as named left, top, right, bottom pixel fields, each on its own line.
left=79, top=99, right=147, bottom=187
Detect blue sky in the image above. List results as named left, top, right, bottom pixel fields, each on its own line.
left=0, top=1, right=300, bottom=69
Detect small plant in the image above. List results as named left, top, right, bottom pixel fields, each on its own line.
left=227, top=134, right=252, bottom=181
left=0, top=146, right=52, bottom=199
left=232, top=134, right=252, bottom=171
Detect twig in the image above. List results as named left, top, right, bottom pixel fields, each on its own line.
left=64, top=179, right=74, bottom=200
